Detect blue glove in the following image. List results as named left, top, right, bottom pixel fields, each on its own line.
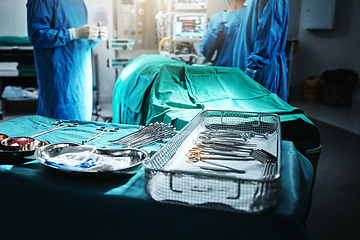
left=216, top=22, right=226, bottom=35
left=245, top=68, right=257, bottom=79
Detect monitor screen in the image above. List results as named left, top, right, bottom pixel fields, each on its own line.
left=121, top=0, right=134, bottom=4
left=174, top=0, right=207, bottom=10
left=172, top=14, right=207, bottom=42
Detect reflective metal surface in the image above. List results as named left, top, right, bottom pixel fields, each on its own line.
left=0, top=139, right=49, bottom=158
left=35, top=142, right=149, bottom=174
left=0, top=134, right=9, bottom=141
left=0, top=137, right=36, bottom=151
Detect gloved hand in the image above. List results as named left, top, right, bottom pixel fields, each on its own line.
left=245, top=67, right=257, bottom=79
left=216, top=22, right=226, bottom=35
left=211, top=22, right=226, bottom=37
left=69, top=24, right=99, bottom=40
left=218, top=22, right=226, bottom=32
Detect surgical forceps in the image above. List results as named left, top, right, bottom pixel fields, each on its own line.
left=188, top=148, right=254, bottom=160
left=82, top=127, right=120, bottom=145
left=30, top=121, right=79, bottom=138
left=193, top=139, right=257, bottom=148
left=195, top=143, right=253, bottom=153
left=187, top=154, right=246, bottom=174
left=199, top=130, right=268, bottom=141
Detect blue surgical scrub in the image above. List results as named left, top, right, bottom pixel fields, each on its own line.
left=199, top=8, right=245, bottom=67
left=27, top=0, right=98, bottom=121
left=233, top=0, right=289, bottom=101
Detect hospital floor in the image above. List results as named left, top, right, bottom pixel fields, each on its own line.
left=1, top=101, right=359, bottom=240
left=290, top=101, right=360, bottom=240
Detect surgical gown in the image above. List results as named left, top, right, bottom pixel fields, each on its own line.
left=27, top=0, right=98, bottom=121
left=232, top=0, right=289, bottom=101
left=199, top=8, right=245, bottom=67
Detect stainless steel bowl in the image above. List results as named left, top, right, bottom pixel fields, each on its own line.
left=0, top=139, right=49, bottom=159
left=0, top=136, right=36, bottom=151
left=0, top=134, right=9, bottom=141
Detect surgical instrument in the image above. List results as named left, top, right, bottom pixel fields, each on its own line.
left=187, top=153, right=254, bottom=161
left=97, top=21, right=102, bottom=39
left=188, top=147, right=252, bottom=157
left=196, top=143, right=253, bottom=152
left=109, top=123, right=158, bottom=144
left=30, top=121, right=79, bottom=138
left=250, top=149, right=276, bottom=164
left=194, top=139, right=257, bottom=148
left=108, top=125, right=143, bottom=143
left=114, top=122, right=173, bottom=144
left=110, top=122, right=177, bottom=148
left=187, top=155, right=246, bottom=174
left=199, top=130, right=268, bottom=140
left=82, top=127, right=120, bottom=145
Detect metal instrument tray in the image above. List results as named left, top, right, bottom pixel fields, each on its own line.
left=145, top=110, right=281, bottom=214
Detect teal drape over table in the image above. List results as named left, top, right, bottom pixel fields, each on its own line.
left=0, top=36, right=32, bottom=46
left=112, top=54, right=321, bottom=169
left=113, top=54, right=308, bottom=127
left=0, top=115, right=314, bottom=239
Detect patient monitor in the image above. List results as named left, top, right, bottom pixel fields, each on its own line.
left=174, top=0, right=208, bottom=10
left=172, top=13, right=207, bottom=42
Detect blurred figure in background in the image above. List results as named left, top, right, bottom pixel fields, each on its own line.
left=199, top=0, right=247, bottom=66
left=27, top=0, right=108, bottom=121
left=232, top=0, right=289, bottom=101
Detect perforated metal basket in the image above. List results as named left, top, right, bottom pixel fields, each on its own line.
left=145, top=110, right=281, bottom=213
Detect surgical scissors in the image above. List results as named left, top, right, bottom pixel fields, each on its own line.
left=82, top=127, right=120, bottom=145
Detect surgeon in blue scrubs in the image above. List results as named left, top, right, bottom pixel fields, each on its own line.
left=233, top=0, right=289, bottom=101
left=199, top=0, right=246, bottom=66
left=27, top=0, right=108, bottom=121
